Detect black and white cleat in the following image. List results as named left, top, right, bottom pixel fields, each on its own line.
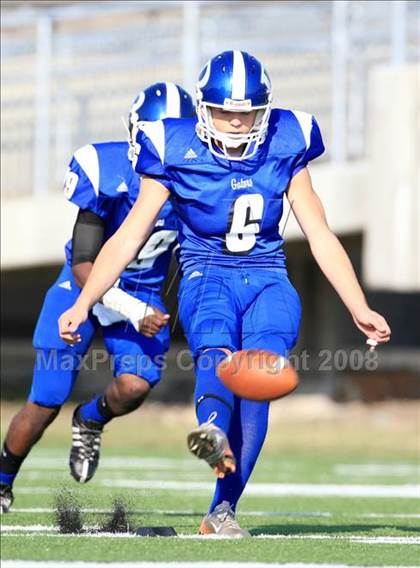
left=69, top=405, right=103, bottom=483
left=0, top=483, right=14, bottom=514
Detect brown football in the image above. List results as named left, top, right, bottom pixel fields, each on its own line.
left=216, top=349, right=299, bottom=401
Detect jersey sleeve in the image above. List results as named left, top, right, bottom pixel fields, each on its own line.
left=63, top=144, right=109, bottom=218
left=130, top=120, right=173, bottom=192
left=291, top=113, right=325, bottom=177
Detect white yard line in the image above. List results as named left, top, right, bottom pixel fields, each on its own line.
left=3, top=563, right=420, bottom=568
left=335, top=464, right=420, bottom=477
left=1, top=527, right=420, bottom=545
left=22, top=457, right=420, bottom=477
left=358, top=512, right=420, bottom=519
left=23, top=457, right=202, bottom=471
left=98, top=479, right=420, bottom=498
left=21, top=472, right=202, bottom=482
left=9, top=507, right=420, bottom=520
left=12, top=488, right=53, bottom=495
left=12, top=481, right=420, bottom=498
left=0, top=525, right=57, bottom=532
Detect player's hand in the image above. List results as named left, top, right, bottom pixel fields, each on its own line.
left=58, top=305, right=88, bottom=345
left=138, top=307, right=170, bottom=338
left=352, top=306, right=391, bottom=345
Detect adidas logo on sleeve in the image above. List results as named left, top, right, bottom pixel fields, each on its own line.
left=184, top=148, right=197, bottom=159
left=116, top=181, right=128, bottom=192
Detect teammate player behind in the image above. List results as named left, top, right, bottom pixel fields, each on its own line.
left=0, top=83, right=195, bottom=513
left=58, top=51, right=391, bottom=537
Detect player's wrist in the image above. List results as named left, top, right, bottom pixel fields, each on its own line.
left=129, top=303, right=155, bottom=330
left=75, top=295, right=92, bottom=313
left=101, top=287, right=154, bottom=330
left=350, top=300, right=370, bottom=320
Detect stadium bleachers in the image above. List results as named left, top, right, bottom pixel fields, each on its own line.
left=1, top=1, right=419, bottom=197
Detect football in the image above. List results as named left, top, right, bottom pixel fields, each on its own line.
left=216, top=349, right=299, bottom=401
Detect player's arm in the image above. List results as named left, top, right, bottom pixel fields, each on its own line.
left=287, top=167, right=391, bottom=345
left=59, top=177, right=170, bottom=344
left=71, top=210, right=106, bottom=288
left=70, top=208, right=169, bottom=337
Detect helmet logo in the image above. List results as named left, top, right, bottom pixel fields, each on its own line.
left=197, top=61, right=211, bottom=88
left=223, top=98, right=252, bottom=111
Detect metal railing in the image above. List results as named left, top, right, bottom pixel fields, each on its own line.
left=1, top=0, right=418, bottom=197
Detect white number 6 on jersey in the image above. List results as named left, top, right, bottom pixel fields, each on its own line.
left=224, top=194, right=264, bottom=254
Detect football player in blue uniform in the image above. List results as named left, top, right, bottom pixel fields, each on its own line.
left=0, top=82, right=195, bottom=513
left=58, top=51, right=391, bottom=537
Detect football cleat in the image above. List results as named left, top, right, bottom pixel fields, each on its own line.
left=187, top=422, right=236, bottom=478
left=69, top=405, right=103, bottom=484
left=199, top=501, right=251, bottom=538
left=0, top=483, right=14, bottom=514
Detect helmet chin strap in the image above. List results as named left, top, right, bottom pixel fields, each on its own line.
left=222, top=137, right=247, bottom=150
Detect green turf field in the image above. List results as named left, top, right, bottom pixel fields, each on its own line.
left=1, top=400, right=419, bottom=566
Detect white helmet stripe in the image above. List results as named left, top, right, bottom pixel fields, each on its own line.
left=197, top=60, right=211, bottom=88
left=231, top=50, right=246, bottom=100
left=165, top=82, right=181, bottom=117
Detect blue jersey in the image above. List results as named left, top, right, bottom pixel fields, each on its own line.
left=64, top=141, right=177, bottom=292
left=131, top=109, right=324, bottom=275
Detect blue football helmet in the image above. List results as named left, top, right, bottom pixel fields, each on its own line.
left=196, top=50, right=272, bottom=161
left=128, top=82, right=195, bottom=156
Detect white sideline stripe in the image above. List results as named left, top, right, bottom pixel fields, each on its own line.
left=335, top=464, right=420, bottom=476
left=25, top=456, right=419, bottom=476
left=14, top=488, right=52, bottom=494
left=24, top=456, right=202, bottom=470
left=19, top=472, right=202, bottom=483
left=2, top=527, right=420, bottom=545
left=1, top=525, right=57, bottom=532
left=12, top=481, right=420, bottom=499
left=3, top=564, right=420, bottom=568
left=99, top=479, right=420, bottom=498
left=10, top=507, right=420, bottom=520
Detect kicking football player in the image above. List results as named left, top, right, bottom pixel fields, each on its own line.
left=0, top=82, right=195, bottom=513
left=58, top=51, right=391, bottom=537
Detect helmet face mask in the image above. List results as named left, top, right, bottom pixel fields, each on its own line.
left=197, top=102, right=272, bottom=160
left=195, top=50, right=272, bottom=161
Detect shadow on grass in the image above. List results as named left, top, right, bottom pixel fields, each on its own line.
left=250, top=523, right=420, bottom=536
left=127, top=510, right=203, bottom=518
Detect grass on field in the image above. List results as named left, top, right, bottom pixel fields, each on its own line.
left=1, top=398, right=419, bottom=565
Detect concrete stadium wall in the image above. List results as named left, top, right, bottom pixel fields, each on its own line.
left=2, top=64, right=419, bottom=293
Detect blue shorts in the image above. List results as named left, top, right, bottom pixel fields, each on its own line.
left=178, top=266, right=301, bottom=358
left=29, top=264, right=169, bottom=407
